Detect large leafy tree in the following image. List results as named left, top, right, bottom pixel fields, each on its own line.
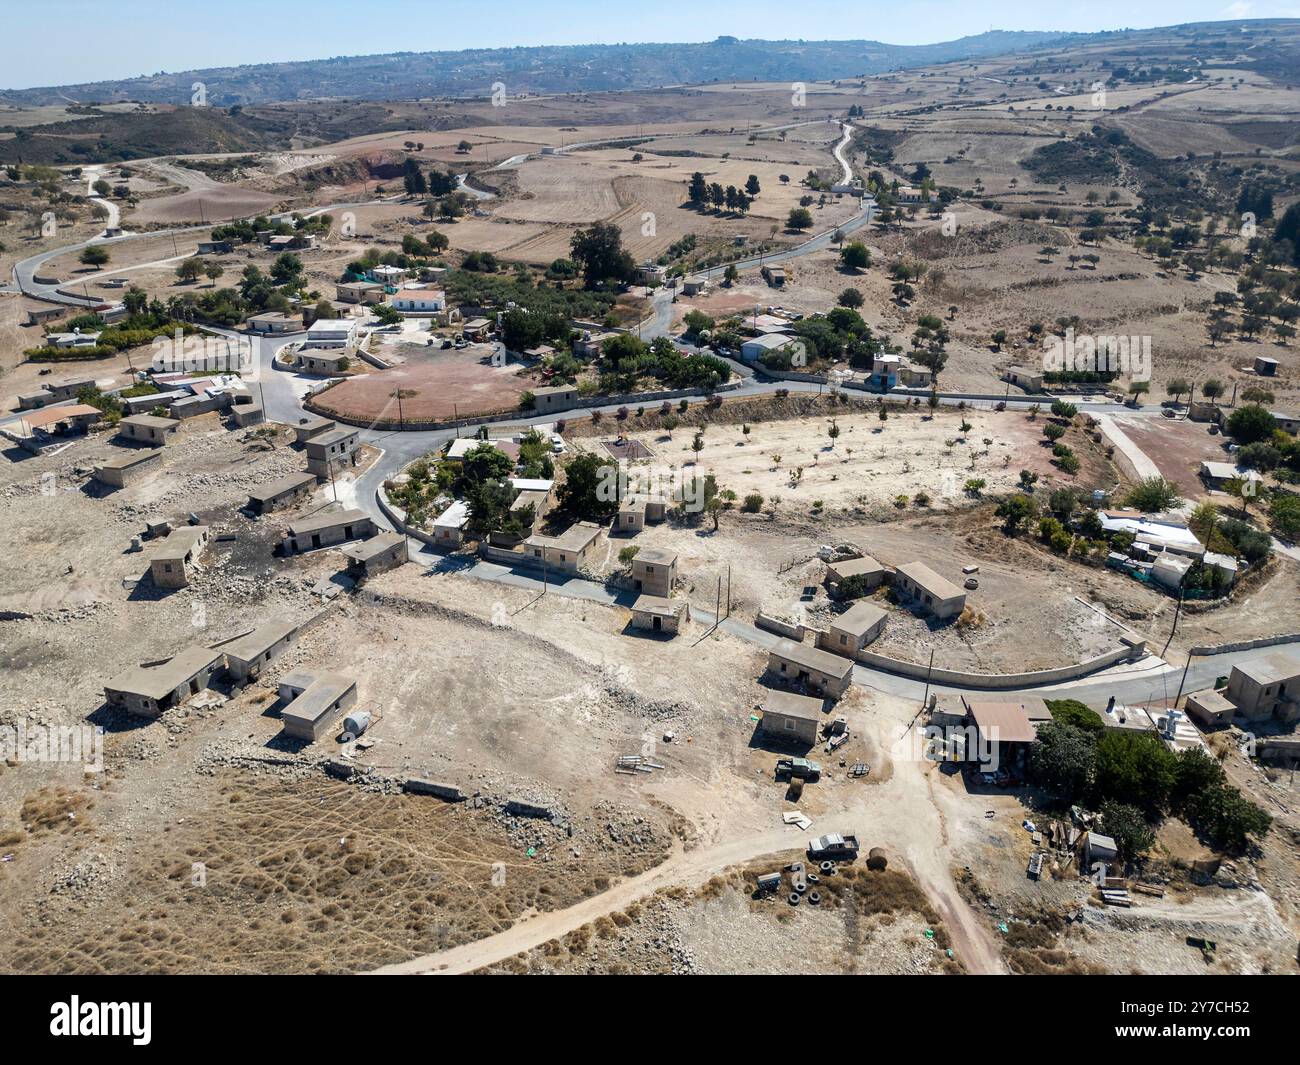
left=1226, top=404, right=1276, bottom=445
left=1027, top=722, right=1096, bottom=803
left=1093, top=731, right=1177, bottom=817
left=1124, top=476, right=1183, bottom=513
left=570, top=221, right=634, bottom=289
left=556, top=452, right=619, bottom=521
left=1099, top=800, right=1155, bottom=863
left=460, top=443, right=514, bottom=489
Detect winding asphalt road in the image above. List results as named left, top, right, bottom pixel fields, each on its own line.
left=10, top=119, right=1293, bottom=701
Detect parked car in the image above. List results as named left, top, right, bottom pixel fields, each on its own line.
left=807, top=833, right=859, bottom=860
left=776, top=757, right=821, bottom=782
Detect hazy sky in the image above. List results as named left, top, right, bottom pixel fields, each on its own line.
left=5, top=0, right=1299, bottom=90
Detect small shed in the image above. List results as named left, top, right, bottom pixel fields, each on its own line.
left=341, top=532, right=408, bottom=578
left=824, top=554, right=885, bottom=595
left=759, top=690, right=823, bottom=747
left=818, top=600, right=887, bottom=658
left=1183, top=688, right=1236, bottom=729
left=1084, top=831, right=1119, bottom=865
left=118, top=414, right=178, bottom=447
left=629, top=594, right=689, bottom=635
left=278, top=672, right=358, bottom=742
left=766, top=639, right=854, bottom=699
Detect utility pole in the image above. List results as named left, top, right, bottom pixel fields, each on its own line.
left=1174, top=651, right=1196, bottom=708
left=726, top=563, right=731, bottom=618
left=921, top=647, right=936, bottom=711
left=328, top=462, right=338, bottom=503
left=1162, top=584, right=1186, bottom=658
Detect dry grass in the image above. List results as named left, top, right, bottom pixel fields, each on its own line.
left=0, top=773, right=667, bottom=974
left=19, top=786, right=94, bottom=836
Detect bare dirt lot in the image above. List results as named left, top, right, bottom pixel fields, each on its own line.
left=578, top=404, right=1073, bottom=519
left=309, top=343, right=528, bottom=424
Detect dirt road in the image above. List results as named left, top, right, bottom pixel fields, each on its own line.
left=370, top=723, right=1007, bottom=976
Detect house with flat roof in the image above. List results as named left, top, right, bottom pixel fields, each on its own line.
left=117, top=414, right=178, bottom=447
left=304, top=318, right=357, bottom=349
left=282, top=508, right=375, bottom=553
left=824, top=555, right=885, bottom=595
left=766, top=639, right=854, bottom=699
left=1225, top=654, right=1300, bottom=724
left=759, top=689, right=823, bottom=746
left=336, top=280, right=384, bottom=304
left=17, top=389, right=55, bottom=410
left=1269, top=410, right=1298, bottom=435
left=305, top=427, right=360, bottom=478
left=740, top=333, right=797, bottom=363
left=48, top=330, right=102, bottom=349
left=231, top=401, right=264, bottom=427
left=629, top=594, right=689, bottom=636
left=246, top=311, right=302, bottom=335
left=445, top=436, right=521, bottom=462
left=509, top=489, right=549, bottom=534
left=529, top=384, right=579, bottom=414
left=27, top=306, right=66, bottom=327
left=1004, top=365, right=1044, bottom=393
left=248, top=472, right=317, bottom=514
left=219, top=620, right=300, bottom=683
left=631, top=547, right=676, bottom=597
left=817, top=601, right=887, bottom=658
left=293, top=415, right=335, bottom=444
left=1098, top=511, right=1202, bottom=555
left=149, top=525, right=210, bottom=589
left=104, top=646, right=226, bottom=718
left=892, top=561, right=966, bottom=620
left=92, top=448, right=162, bottom=488
left=898, top=360, right=932, bottom=388
left=1201, top=461, right=1263, bottom=491
left=371, top=264, right=407, bottom=285
left=278, top=671, right=358, bottom=742
left=523, top=521, right=601, bottom=575
left=120, top=389, right=189, bottom=416
left=39, top=378, right=100, bottom=403
left=572, top=331, right=616, bottom=358
left=616, top=499, right=646, bottom=534
left=615, top=495, right=668, bottom=534
left=1183, top=688, right=1236, bottom=729
left=298, top=349, right=353, bottom=376
left=342, top=532, right=408, bottom=578
left=432, top=500, right=470, bottom=549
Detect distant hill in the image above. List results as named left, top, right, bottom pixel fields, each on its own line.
left=0, top=32, right=1077, bottom=106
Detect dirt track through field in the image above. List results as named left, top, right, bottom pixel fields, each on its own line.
left=371, top=750, right=1006, bottom=976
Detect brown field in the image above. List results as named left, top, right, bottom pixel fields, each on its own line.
left=310, top=344, right=530, bottom=424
